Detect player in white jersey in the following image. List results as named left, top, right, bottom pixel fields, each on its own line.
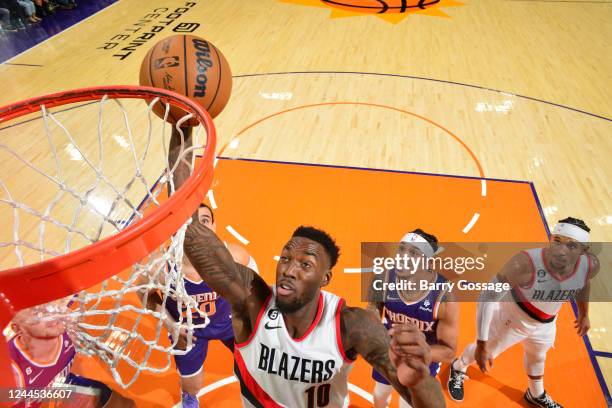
left=447, top=217, right=599, bottom=408
left=169, top=127, right=445, bottom=407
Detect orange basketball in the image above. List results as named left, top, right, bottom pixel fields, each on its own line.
left=139, top=34, right=232, bottom=126
left=321, top=0, right=438, bottom=14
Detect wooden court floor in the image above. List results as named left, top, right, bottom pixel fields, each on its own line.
left=0, top=0, right=610, bottom=406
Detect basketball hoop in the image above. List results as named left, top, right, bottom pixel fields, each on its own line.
left=0, top=86, right=217, bottom=388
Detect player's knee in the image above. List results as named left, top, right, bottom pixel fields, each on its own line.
left=523, top=350, right=546, bottom=376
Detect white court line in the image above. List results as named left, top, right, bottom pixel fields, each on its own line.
left=197, top=376, right=237, bottom=397
left=462, top=213, right=480, bottom=234
left=273, top=255, right=280, bottom=261
left=207, top=190, right=217, bottom=209
left=226, top=225, right=249, bottom=245
left=348, top=383, right=374, bottom=404
left=213, top=157, right=219, bottom=168
left=344, top=268, right=373, bottom=273
left=172, top=376, right=373, bottom=406
left=4, top=1, right=121, bottom=65
left=481, top=179, right=487, bottom=197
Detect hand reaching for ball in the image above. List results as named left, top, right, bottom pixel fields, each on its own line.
left=388, top=324, right=432, bottom=387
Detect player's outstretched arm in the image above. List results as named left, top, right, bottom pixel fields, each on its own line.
left=340, top=306, right=445, bottom=408
left=184, top=219, right=267, bottom=302
left=168, top=125, right=195, bottom=194
left=184, top=215, right=270, bottom=341
left=169, top=126, right=270, bottom=337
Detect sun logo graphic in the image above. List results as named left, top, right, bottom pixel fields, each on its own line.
left=279, top=0, right=464, bottom=24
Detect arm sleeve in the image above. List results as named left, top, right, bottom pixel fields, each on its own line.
left=476, top=276, right=509, bottom=341
left=476, top=301, right=496, bottom=342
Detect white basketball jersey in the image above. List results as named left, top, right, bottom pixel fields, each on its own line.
left=512, top=248, right=591, bottom=322
left=234, top=289, right=355, bottom=408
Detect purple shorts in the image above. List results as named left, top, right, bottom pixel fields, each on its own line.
left=65, top=373, right=112, bottom=405
left=173, top=324, right=234, bottom=377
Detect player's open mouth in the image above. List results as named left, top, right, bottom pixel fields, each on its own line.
left=277, top=282, right=295, bottom=296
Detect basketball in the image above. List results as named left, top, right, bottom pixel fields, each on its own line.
left=139, top=34, right=232, bottom=126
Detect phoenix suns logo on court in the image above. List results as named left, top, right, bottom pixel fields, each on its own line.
left=278, top=0, right=463, bottom=24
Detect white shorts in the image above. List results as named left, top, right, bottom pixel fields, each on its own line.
left=487, top=302, right=556, bottom=365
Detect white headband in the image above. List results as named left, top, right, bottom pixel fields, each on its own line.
left=552, top=222, right=590, bottom=243
left=400, top=232, right=436, bottom=258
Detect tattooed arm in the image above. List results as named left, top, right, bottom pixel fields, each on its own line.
left=341, top=306, right=445, bottom=408
left=183, top=221, right=270, bottom=342
left=169, top=126, right=271, bottom=342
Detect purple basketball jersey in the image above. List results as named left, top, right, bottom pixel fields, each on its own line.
left=165, top=275, right=234, bottom=376
left=165, top=275, right=233, bottom=338
left=373, top=270, right=447, bottom=382
left=9, top=332, right=75, bottom=407
left=382, top=269, right=447, bottom=345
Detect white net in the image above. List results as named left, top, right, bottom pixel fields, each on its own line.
left=0, top=92, right=212, bottom=388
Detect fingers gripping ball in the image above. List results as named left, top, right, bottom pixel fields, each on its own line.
left=139, top=34, right=232, bottom=125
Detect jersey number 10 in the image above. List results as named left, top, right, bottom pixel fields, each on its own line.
left=305, top=384, right=330, bottom=407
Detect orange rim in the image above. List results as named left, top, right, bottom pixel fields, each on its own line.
left=0, top=86, right=216, bottom=386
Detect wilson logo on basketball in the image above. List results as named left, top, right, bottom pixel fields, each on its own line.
left=192, top=39, right=214, bottom=98
left=279, top=0, right=463, bottom=24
